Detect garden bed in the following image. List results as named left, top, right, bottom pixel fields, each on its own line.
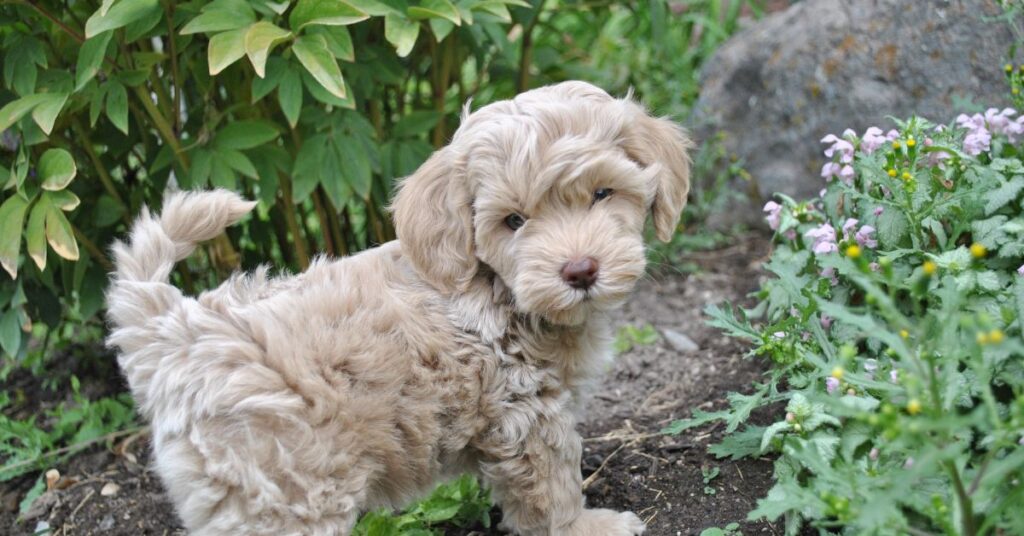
left=1, top=231, right=778, bottom=536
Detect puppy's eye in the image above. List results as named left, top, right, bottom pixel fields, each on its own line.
left=504, top=213, right=526, bottom=231
left=593, top=188, right=614, bottom=202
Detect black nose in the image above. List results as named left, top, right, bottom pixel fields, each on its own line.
left=561, top=257, right=599, bottom=290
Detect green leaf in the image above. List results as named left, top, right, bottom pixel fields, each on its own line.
left=251, top=56, right=286, bottom=102
left=337, top=136, right=372, bottom=199
left=292, top=35, right=347, bottom=99
left=292, top=135, right=327, bottom=202
left=345, top=0, right=400, bottom=16
left=0, top=94, right=49, bottom=133
left=180, top=0, right=256, bottom=35
left=0, top=306, right=22, bottom=358
left=123, top=2, right=163, bottom=42
left=218, top=150, right=259, bottom=179
left=209, top=28, right=249, bottom=75
left=310, top=26, right=355, bottom=62
left=75, top=31, right=113, bottom=92
left=105, top=82, right=129, bottom=134
left=661, top=409, right=729, bottom=435
left=759, top=421, right=791, bottom=452
left=393, top=110, right=442, bottom=137
left=30, top=93, right=69, bottom=135
left=321, top=142, right=350, bottom=208
left=85, top=0, right=160, bottom=38
left=474, top=1, right=511, bottom=23
left=26, top=196, right=48, bottom=271
left=876, top=208, right=908, bottom=249
left=45, top=203, right=79, bottom=261
left=408, top=0, right=461, bottom=25
left=47, top=190, right=82, bottom=212
left=213, top=120, right=280, bottom=150
left=39, top=148, right=77, bottom=191
left=289, top=0, right=369, bottom=30
left=385, top=13, right=420, bottom=58
left=0, top=195, right=29, bottom=278
left=429, top=18, right=455, bottom=41
left=245, top=22, right=292, bottom=78
left=278, top=67, right=303, bottom=128
left=984, top=176, right=1024, bottom=215
left=709, top=425, right=766, bottom=460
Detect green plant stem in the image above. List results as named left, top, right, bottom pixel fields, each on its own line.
left=131, top=85, right=189, bottom=171
left=517, top=0, right=547, bottom=93
left=0, top=425, right=148, bottom=476
left=311, top=190, right=337, bottom=256
left=71, top=225, right=113, bottom=272
left=276, top=180, right=310, bottom=269
left=13, top=0, right=84, bottom=43
left=430, top=37, right=454, bottom=148
left=945, top=461, right=975, bottom=536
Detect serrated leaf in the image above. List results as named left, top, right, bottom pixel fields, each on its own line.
left=76, top=31, right=113, bottom=91
left=105, top=81, right=129, bottom=134
left=85, top=0, right=159, bottom=38
left=709, top=425, right=766, bottom=460
left=26, top=196, right=48, bottom=270
left=385, top=13, right=420, bottom=58
left=289, top=0, right=369, bottom=30
left=180, top=0, right=256, bottom=35
left=876, top=208, right=908, bottom=249
left=0, top=195, right=29, bottom=278
left=39, top=148, right=77, bottom=191
left=30, top=93, right=69, bottom=135
left=212, top=120, right=279, bottom=150
left=0, top=94, right=49, bottom=133
left=45, top=204, right=79, bottom=261
left=245, top=22, right=292, bottom=78
left=661, top=409, right=729, bottom=435
left=292, top=35, right=346, bottom=99
left=760, top=421, right=791, bottom=452
left=279, top=67, right=303, bottom=128
left=984, top=176, right=1024, bottom=215
left=209, top=28, right=249, bottom=75
left=408, top=0, right=461, bottom=25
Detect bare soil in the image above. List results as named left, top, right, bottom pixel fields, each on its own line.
left=1, top=232, right=778, bottom=536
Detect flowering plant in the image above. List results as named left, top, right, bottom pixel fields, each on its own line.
left=667, top=97, right=1024, bottom=534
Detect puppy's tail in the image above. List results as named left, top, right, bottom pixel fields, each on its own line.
left=107, top=189, right=256, bottom=329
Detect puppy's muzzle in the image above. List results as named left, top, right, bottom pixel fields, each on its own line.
left=561, top=257, right=599, bottom=290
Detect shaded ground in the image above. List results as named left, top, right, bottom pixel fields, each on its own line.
left=2, top=232, right=776, bottom=536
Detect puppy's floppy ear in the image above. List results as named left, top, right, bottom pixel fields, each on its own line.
left=391, top=147, right=476, bottom=293
left=621, top=102, right=693, bottom=242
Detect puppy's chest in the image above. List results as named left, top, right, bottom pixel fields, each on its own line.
left=485, top=317, right=589, bottom=405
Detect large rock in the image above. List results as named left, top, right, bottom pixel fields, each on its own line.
left=692, top=0, right=1016, bottom=203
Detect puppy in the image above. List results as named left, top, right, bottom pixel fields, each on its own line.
left=106, top=81, right=691, bottom=535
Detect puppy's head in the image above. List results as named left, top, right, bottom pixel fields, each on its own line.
left=393, top=81, right=692, bottom=325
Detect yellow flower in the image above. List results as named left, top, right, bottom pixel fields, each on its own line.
left=922, top=261, right=936, bottom=276
left=1007, top=64, right=1015, bottom=73
left=1015, top=88, right=1021, bottom=95
left=901, top=171, right=912, bottom=181
left=970, top=243, right=987, bottom=259
left=887, top=168, right=897, bottom=177
left=892, top=141, right=902, bottom=150
left=989, top=329, right=1005, bottom=344
left=977, top=332, right=990, bottom=345
left=846, top=244, right=862, bottom=259
left=831, top=366, right=844, bottom=380
left=907, top=399, right=922, bottom=415
left=899, top=329, right=910, bottom=340
left=906, top=138, right=916, bottom=148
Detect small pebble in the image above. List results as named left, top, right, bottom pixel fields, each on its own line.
left=101, top=482, right=121, bottom=497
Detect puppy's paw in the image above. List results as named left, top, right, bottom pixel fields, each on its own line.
left=567, top=508, right=645, bottom=535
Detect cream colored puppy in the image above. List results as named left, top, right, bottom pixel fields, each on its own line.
left=106, top=81, right=691, bottom=536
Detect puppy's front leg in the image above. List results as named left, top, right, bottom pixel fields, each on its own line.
left=476, top=412, right=645, bottom=536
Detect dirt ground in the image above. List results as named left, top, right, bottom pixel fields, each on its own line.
left=1, top=232, right=778, bottom=536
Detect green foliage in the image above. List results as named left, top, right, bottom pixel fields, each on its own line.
left=699, top=522, right=741, bottom=536
left=352, top=474, right=491, bottom=535
left=701, top=465, right=719, bottom=495
left=0, top=377, right=136, bottom=487
left=668, top=106, right=1024, bottom=534
left=613, top=323, right=659, bottom=354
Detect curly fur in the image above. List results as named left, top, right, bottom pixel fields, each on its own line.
left=106, top=81, right=691, bottom=535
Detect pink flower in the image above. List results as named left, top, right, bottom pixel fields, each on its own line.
left=904, top=457, right=915, bottom=469
left=839, top=165, right=855, bottom=184
left=869, top=262, right=880, bottom=272
left=873, top=206, right=884, bottom=216
left=885, top=129, right=900, bottom=141
left=805, top=223, right=838, bottom=254
left=821, top=162, right=842, bottom=181
left=773, top=331, right=786, bottom=339
left=956, top=113, right=985, bottom=131
left=821, top=266, right=839, bottom=286
left=869, top=447, right=880, bottom=460
left=826, top=376, right=840, bottom=394
left=890, top=370, right=899, bottom=384
left=984, top=107, right=1016, bottom=133
left=842, top=218, right=859, bottom=236
left=821, top=134, right=855, bottom=163
left=855, top=225, right=878, bottom=248
left=963, top=128, right=992, bottom=156
left=763, top=201, right=783, bottom=230
left=820, top=314, right=833, bottom=329
left=784, top=229, right=797, bottom=241
left=1018, top=264, right=1024, bottom=276
left=927, top=149, right=952, bottom=167
left=861, top=127, right=887, bottom=155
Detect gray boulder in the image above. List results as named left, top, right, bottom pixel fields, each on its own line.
left=692, top=0, right=1016, bottom=203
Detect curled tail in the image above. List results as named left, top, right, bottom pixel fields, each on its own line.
left=106, top=189, right=256, bottom=330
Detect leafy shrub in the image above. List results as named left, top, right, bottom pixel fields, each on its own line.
left=669, top=88, right=1024, bottom=533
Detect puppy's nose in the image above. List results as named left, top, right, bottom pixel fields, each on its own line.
left=561, top=257, right=599, bottom=290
